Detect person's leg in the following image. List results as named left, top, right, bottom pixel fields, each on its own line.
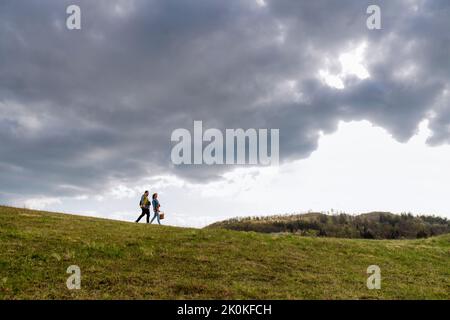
left=156, top=212, right=161, bottom=225
left=150, top=212, right=157, bottom=224
left=146, top=209, right=150, bottom=224
left=136, top=209, right=145, bottom=223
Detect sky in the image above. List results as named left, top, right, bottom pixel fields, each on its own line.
left=1, top=0, right=449, bottom=227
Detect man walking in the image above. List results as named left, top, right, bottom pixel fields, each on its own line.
left=135, top=190, right=151, bottom=223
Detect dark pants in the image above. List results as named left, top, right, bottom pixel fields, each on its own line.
left=136, top=208, right=150, bottom=223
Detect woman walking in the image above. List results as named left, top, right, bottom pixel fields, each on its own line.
left=150, top=193, right=161, bottom=225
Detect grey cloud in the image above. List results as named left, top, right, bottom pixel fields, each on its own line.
left=0, top=0, right=449, bottom=199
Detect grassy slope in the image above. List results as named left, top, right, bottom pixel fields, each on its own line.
left=0, top=206, right=449, bottom=300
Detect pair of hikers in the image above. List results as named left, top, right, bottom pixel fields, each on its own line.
left=136, top=191, right=162, bottom=224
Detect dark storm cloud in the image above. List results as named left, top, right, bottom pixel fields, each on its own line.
left=0, top=0, right=449, bottom=198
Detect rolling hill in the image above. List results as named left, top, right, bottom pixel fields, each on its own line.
left=0, top=206, right=449, bottom=299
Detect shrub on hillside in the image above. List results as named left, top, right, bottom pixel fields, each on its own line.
left=209, top=212, right=450, bottom=239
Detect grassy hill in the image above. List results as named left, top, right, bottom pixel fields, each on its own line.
left=208, top=212, right=450, bottom=239
left=0, top=206, right=449, bottom=299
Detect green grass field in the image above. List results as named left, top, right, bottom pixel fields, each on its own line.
left=0, top=206, right=449, bottom=299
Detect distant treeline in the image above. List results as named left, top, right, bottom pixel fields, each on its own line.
left=208, top=212, right=450, bottom=239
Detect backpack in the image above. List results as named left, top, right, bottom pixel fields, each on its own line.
left=140, top=195, right=149, bottom=208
